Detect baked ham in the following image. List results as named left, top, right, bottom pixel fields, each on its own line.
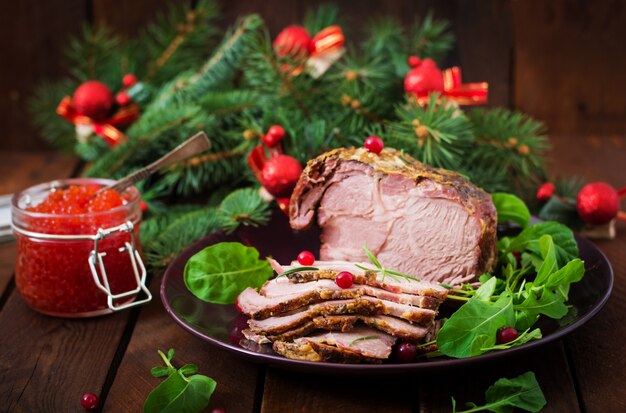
left=237, top=260, right=448, bottom=363
left=289, top=147, right=498, bottom=285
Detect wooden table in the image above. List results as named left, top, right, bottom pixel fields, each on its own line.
left=1, top=135, right=624, bottom=413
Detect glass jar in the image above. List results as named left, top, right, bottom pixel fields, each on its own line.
left=11, top=178, right=151, bottom=317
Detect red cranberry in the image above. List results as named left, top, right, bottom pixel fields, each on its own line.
left=115, top=91, right=130, bottom=106
left=364, top=136, right=384, bottom=154
left=122, top=73, right=137, bottom=87
left=263, top=125, right=285, bottom=147
left=297, top=250, right=315, bottom=266
left=212, top=409, right=227, bottom=413
left=407, top=56, right=421, bottom=68
left=496, top=326, right=519, bottom=344
left=395, top=341, right=417, bottom=363
left=80, top=392, right=99, bottom=411
left=335, top=271, right=354, bottom=289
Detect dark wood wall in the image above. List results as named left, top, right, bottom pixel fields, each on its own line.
left=1, top=0, right=624, bottom=151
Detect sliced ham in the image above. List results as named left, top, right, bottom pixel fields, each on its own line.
left=297, top=326, right=397, bottom=359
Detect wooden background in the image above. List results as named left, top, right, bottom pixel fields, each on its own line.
left=1, top=0, right=625, bottom=151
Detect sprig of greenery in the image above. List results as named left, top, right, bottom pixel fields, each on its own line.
left=276, top=266, right=320, bottom=278
left=358, top=245, right=419, bottom=283
left=349, top=335, right=380, bottom=347
left=145, top=348, right=216, bottom=413
left=452, top=371, right=546, bottom=413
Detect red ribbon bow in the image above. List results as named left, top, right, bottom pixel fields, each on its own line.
left=439, top=67, right=488, bottom=105
left=56, top=97, right=140, bottom=147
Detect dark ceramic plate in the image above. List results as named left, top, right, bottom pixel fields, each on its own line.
left=161, top=212, right=613, bottom=374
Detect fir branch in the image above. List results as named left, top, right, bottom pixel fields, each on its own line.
left=217, top=187, right=271, bottom=233
left=409, top=12, right=455, bottom=62
left=65, top=25, right=123, bottom=87
left=385, top=95, right=474, bottom=170
left=28, top=79, right=77, bottom=152
left=142, top=0, right=220, bottom=83
left=304, top=4, right=340, bottom=34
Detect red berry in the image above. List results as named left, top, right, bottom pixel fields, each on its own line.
left=407, top=56, right=421, bottom=68
left=115, top=91, right=131, bottom=106
left=80, top=392, right=99, bottom=411
left=364, top=136, right=384, bottom=154
left=268, top=125, right=285, bottom=139
left=273, top=25, right=311, bottom=58
left=212, top=409, right=227, bottom=413
left=395, top=341, right=417, bottom=363
left=496, top=326, right=519, bottom=344
left=536, top=182, right=555, bottom=201
left=139, top=200, right=148, bottom=213
left=335, top=271, right=354, bottom=289
left=122, top=73, right=137, bottom=87
left=297, top=250, right=315, bottom=266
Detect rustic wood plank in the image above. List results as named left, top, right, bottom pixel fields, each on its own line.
left=548, top=135, right=626, bottom=412
left=0, top=0, right=87, bottom=151
left=261, top=368, right=414, bottom=413
left=511, top=1, right=626, bottom=134
left=103, top=278, right=260, bottom=413
left=0, top=282, right=133, bottom=412
left=418, top=341, right=580, bottom=413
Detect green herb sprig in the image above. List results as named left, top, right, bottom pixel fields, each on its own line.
left=452, top=371, right=546, bottom=413
left=144, top=349, right=216, bottom=413
left=276, top=266, right=320, bottom=278
left=357, top=245, right=419, bottom=283
left=348, top=335, right=380, bottom=347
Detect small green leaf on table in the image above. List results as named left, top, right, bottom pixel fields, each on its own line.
left=452, top=371, right=547, bottom=413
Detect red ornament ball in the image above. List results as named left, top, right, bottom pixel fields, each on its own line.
left=260, top=155, right=303, bottom=198
left=122, top=73, right=138, bottom=88
left=262, top=125, right=286, bottom=147
left=80, top=392, right=99, bottom=411
left=577, top=182, right=620, bottom=225
left=335, top=271, right=354, bottom=289
left=364, top=135, right=384, bottom=154
left=536, top=182, right=555, bottom=201
left=73, top=81, right=113, bottom=121
left=404, top=58, right=444, bottom=97
left=297, top=250, right=315, bottom=266
left=273, top=25, right=311, bottom=58
left=115, top=91, right=131, bottom=106
left=496, top=326, right=519, bottom=344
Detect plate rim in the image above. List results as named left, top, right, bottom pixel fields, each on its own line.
left=160, top=232, right=614, bottom=373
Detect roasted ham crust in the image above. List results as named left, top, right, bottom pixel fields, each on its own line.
left=288, top=147, right=498, bottom=281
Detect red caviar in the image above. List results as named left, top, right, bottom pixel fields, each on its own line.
left=12, top=179, right=142, bottom=317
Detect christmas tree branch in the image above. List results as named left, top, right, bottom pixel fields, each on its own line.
left=262, top=51, right=311, bottom=119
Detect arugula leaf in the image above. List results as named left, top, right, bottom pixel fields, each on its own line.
left=514, top=288, right=568, bottom=331
left=492, top=193, right=531, bottom=228
left=534, top=235, right=558, bottom=284
left=545, top=258, right=585, bottom=289
left=144, top=349, right=217, bottom=413
left=184, top=242, right=273, bottom=304
left=474, top=277, right=497, bottom=301
left=505, top=221, right=578, bottom=267
left=437, top=293, right=515, bottom=358
left=452, top=371, right=546, bottom=413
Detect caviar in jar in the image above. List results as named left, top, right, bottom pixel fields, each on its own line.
left=12, top=178, right=147, bottom=317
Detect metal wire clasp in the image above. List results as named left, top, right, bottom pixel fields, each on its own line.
left=88, top=220, right=152, bottom=311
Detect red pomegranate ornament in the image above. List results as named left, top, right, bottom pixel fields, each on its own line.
left=404, top=57, right=444, bottom=97
left=260, top=155, right=303, bottom=198
left=576, top=182, right=625, bottom=225
left=73, top=81, right=113, bottom=121
left=273, top=25, right=311, bottom=58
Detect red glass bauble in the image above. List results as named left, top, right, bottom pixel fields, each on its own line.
left=576, top=182, right=620, bottom=225
left=273, top=25, right=311, bottom=58
left=73, top=81, right=113, bottom=121
left=260, top=155, right=303, bottom=198
left=403, top=58, right=444, bottom=96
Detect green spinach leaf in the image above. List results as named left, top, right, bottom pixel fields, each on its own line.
left=184, top=242, right=273, bottom=304
left=452, top=371, right=546, bottom=413
left=505, top=221, right=578, bottom=267
left=492, top=193, right=531, bottom=228
left=144, top=349, right=217, bottom=413
left=437, top=293, right=515, bottom=358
